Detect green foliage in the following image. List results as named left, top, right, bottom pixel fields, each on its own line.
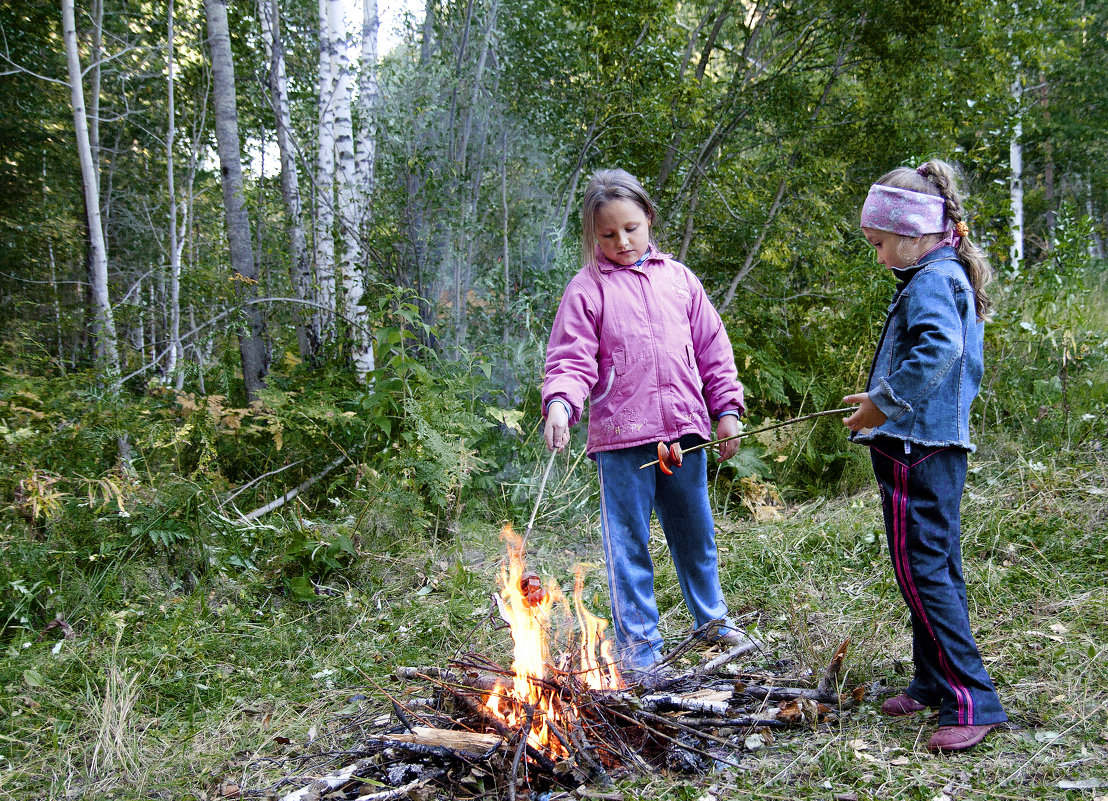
left=982, top=206, right=1107, bottom=445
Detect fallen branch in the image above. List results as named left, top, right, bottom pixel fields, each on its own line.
left=240, top=454, right=346, bottom=521
left=278, top=757, right=375, bottom=801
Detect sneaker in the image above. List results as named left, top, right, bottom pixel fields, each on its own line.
left=880, top=693, right=930, bottom=717
left=928, top=723, right=998, bottom=753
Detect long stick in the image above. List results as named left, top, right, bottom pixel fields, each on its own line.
left=520, top=449, right=557, bottom=548
left=638, top=407, right=854, bottom=469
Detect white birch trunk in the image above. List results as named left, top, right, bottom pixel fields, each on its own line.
left=1009, top=106, right=1024, bottom=272
left=355, top=0, right=379, bottom=202
left=335, top=0, right=373, bottom=381
left=314, top=0, right=340, bottom=338
left=1009, top=20, right=1024, bottom=273
left=259, top=0, right=319, bottom=361
left=62, top=0, right=120, bottom=382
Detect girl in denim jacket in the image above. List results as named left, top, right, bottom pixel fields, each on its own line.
left=542, top=169, right=750, bottom=685
left=843, top=160, right=1007, bottom=753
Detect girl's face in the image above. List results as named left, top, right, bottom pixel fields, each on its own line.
left=595, top=199, right=651, bottom=266
left=863, top=227, right=927, bottom=270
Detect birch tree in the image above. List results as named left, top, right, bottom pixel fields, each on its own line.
left=204, top=0, right=269, bottom=399
left=62, top=0, right=120, bottom=382
left=314, top=0, right=341, bottom=338
left=259, top=0, right=320, bottom=362
left=165, top=0, right=183, bottom=382
left=330, top=0, right=374, bottom=380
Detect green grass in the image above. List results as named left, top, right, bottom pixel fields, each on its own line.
left=1, top=442, right=1106, bottom=800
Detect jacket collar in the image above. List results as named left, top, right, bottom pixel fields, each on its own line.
left=594, top=244, right=672, bottom=273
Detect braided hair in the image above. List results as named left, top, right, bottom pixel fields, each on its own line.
left=874, top=160, right=994, bottom=321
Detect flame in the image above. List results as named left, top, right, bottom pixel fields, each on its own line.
left=488, top=525, right=623, bottom=755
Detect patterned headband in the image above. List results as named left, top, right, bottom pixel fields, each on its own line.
left=860, top=184, right=950, bottom=237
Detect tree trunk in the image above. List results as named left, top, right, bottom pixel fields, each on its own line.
left=260, top=0, right=320, bottom=363
left=165, top=0, right=183, bottom=381
left=330, top=0, right=374, bottom=381
left=314, top=0, right=339, bottom=339
left=62, top=0, right=120, bottom=382
left=204, top=0, right=269, bottom=399
left=1008, top=12, right=1024, bottom=272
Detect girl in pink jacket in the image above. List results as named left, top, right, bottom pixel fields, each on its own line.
left=543, top=169, right=751, bottom=685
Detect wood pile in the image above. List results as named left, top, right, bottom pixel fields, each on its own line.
left=257, top=638, right=859, bottom=801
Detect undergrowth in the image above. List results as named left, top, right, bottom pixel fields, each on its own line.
left=1, top=437, right=1105, bottom=800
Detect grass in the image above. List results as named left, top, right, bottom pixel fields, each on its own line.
left=1, top=439, right=1106, bottom=800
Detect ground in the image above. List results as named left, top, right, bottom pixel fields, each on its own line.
left=0, top=442, right=1105, bottom=800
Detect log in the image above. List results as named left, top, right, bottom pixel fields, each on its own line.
left=739, top=685, right=840, bottom=705
left=381, top=726, right=505, bottom=756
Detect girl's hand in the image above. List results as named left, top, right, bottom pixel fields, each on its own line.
left=842, top=392, right=887, bottom=432
left=716, top=414, right=741, bottom=461
left=544, top=401, right=570, bottom=451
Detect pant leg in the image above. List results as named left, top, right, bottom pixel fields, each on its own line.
left=654, top=435, right=732, bottom=631
left=871, top=439, right=1007, bottom=727
left=597, top=444, right=664, bottom=671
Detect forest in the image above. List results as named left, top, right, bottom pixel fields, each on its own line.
left=1, top=0, right=1106, bottom=798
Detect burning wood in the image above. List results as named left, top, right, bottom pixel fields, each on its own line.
left=258, top=529, right=863, bottom=800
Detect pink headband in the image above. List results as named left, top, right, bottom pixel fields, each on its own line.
left=860, top=184, right=950, bottom=237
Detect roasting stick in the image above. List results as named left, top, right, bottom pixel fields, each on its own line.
left=519, top=447, right=558, bottom=551
left=637, top=407, right=855, bottom=470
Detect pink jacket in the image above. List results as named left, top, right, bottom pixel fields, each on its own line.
left=543, top=247, right=745, bottom=456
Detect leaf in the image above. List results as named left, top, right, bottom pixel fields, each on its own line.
left=23, top=668, right=44, bottom=688
left=288, top=576, right=317, bottom=601
left=487, top=406, right=525, bottom=435
left=1033, top=730, right=1064, bottom=745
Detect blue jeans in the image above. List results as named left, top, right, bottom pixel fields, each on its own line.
left=870, top=436, right=1007, bottom=727
left=597, top=436, right=733, bottom=671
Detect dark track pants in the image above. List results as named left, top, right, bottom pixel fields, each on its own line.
left=870, top=437, right=1007, bottom=727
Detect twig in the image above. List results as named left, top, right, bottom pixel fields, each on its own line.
left=638, top=407, right=854, bottom=469
left=696, top=637, right=762, bottom=674
left=602, top=706, right=744, bottom=770
left=507, top=705, right=536, bottom=801
left=219, top=458, right=306, bottom=509
left=816, top=637, right=850, bottom=698
left=277, top=758, right=374, bottom=801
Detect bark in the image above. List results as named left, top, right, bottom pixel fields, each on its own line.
left=62, top=0, right=120, bottom=382
left=165, top=0, right=182, bottom=380
left=331, top=0, right=374, bottom=380
left=1009, top=12, right=1024, bottom=271
left=203, top=0, right=269, bottom=399
left=259, top=0, right=319, bottom=362
left=314, top=0, right=340, bottom=338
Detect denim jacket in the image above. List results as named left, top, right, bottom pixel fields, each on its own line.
left=851, top=246, right=984, bottom=452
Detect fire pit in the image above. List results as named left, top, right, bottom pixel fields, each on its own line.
left=256, top=528, right=860, bottom=801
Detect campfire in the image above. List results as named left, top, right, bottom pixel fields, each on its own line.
left=258, top=527, right=862, bottom=801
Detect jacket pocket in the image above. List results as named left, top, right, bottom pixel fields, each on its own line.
left=592, top=364, right=617, bottom=405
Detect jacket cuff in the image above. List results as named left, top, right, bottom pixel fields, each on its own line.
left=544, top=398, right=571, bottom=419
left=869, top=379, right=911, bottom=422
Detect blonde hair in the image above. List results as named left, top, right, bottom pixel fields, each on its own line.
left=874, top=160, right=994, bottom=321
left=580, top=169, right=657, bottom=273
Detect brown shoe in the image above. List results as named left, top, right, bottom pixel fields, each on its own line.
left=928, top=723, right=998, bottom=753
left=880, top=693, right=929, bottom=716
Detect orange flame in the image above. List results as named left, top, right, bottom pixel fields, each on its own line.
left=488, top=525, right=623, bottom=755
